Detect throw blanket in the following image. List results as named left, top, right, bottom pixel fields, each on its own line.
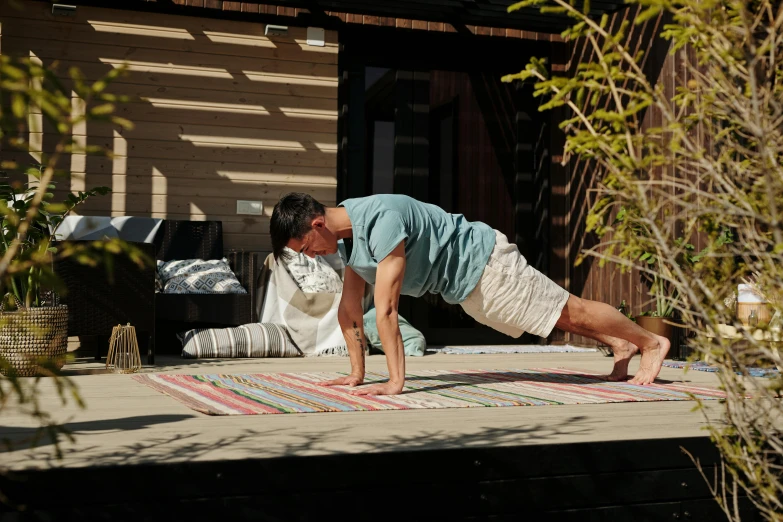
left=256, top=251, right=372, bottom=356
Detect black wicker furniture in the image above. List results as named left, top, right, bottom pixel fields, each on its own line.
left=153, top=220, right=257, bottom=353
left=55, top=241, right=157, bottom=364
left=55, top=219, right=257, bottom=365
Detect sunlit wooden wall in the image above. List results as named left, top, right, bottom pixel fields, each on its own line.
left=1, top=1, right=338, bottom=252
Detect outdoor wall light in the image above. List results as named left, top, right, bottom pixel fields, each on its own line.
left=264, top=24, right=289, bottom=36
left=51, top=4, right=76, bottom=16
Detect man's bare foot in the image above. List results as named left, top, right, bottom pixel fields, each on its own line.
left=605, top=340, right=638, bottom=381
left=629, top=334, right=671, bottom=385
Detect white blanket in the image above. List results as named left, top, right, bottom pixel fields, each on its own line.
left=256, top=248, right=372, bottom=356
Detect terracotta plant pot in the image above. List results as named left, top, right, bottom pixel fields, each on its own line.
left=635, top=315, right=680, bottom=359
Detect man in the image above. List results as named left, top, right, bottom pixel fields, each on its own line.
left=270, top=192, right=670, bottom=396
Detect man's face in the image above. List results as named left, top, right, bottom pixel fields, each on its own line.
left=286, top=218, right=338, bottom=258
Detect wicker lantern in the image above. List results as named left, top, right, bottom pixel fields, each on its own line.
left=106, top=324, right=142, bottom=374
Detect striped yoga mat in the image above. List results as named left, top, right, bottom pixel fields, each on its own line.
left=427, top=345, right=598, bottom=355
left=133, top=368, right=726, bottom=416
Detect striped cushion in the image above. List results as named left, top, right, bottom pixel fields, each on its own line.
left=179, top=324, right=301, bottom=359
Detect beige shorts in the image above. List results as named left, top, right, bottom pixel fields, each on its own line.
left=460, top=230, right=571, bottom=338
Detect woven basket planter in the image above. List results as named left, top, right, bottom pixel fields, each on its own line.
left=0, top=305, right=68, bottom=377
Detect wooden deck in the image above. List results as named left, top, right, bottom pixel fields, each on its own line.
left=0, top=351, right=754, bottom=521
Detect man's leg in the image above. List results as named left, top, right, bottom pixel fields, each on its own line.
left=555, top=295, right=670, bottom=385
left=459, top=229, right=667, bottom=384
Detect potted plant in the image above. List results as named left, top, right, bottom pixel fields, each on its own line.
left=634, top=245, right=681, bottom=357
left=0, top=54, right=138, bottom=377
left=0, top=170, right=110, bottom=376
left=614, top=208, right=733, bottom=358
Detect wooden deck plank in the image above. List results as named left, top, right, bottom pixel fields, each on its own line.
left=0, top=352, right=727, bottom=471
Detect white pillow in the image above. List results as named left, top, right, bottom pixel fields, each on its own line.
left=282, top=248, right=343, bottom=293
left=157, top=258, right=247, bottom=294
left=157, top=258, right=233, bottom=279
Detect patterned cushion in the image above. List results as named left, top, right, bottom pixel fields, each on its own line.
left=157, top=258, right=247, bottom=294
left=154, top=271, right=164, bottom=293
left=158, top=258, right=233, bottom=280
left=179, top=323, right=301, bottom=358
left=163, top=273, right=247, bottom=294
left=282, top=247, right=343, bottom=293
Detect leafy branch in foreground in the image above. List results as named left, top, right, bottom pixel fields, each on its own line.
left=504, top=1, right=783, bottom=520
left=0, top=53, right=148, bottom=493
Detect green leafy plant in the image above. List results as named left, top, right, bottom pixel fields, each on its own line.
left=0, top=50, right=147, bottom=498
left=614, top=207, right=734, bottom=318
left=504, top=0, right=783, bottom=520
left=616, top=299, right=634, bottom=321
left=0, top=171, right=111, bottom=309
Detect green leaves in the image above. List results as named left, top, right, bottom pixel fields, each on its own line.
left=60, top=186, right=112, bottom=214
left=0, top=176, right=115, bottom=308
left=501, top=57, right=550, bottom=85
left=1, top=55, right=130, bottom=148
left=0, top=55, right=132, bottom=310
left=636, top=4, right=663, bottom=24
left=10, top=93, right=26, bottom=119
left=508, top=0, right=548, bottom=12
left=89, top=103, right=115, bottom=116
left=505, top=2, right=783, bottom=516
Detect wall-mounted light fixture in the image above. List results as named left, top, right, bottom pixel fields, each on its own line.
left=307, top=27, right=325, bottom=47
left=52, top=4, right=76, bottom=16
left=264, top=24, right=288, bottom=36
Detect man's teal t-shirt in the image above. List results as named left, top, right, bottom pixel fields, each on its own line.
left=339, top=194, right=495, bottom=304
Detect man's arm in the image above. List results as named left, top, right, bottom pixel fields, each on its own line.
left=352, top=241, right=406, bottom=396
left=320, top=266, right=367, bottom=387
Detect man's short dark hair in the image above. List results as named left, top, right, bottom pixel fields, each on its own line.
left=270, top=192, right=326, bottom=260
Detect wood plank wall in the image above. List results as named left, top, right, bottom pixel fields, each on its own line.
left=549, top=5, right=676, bottom=345
left=1, top=1, right=338, bottom=252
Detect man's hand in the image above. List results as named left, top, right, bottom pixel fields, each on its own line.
left=349, top=381, right=404, bottom=396
left=319, top=374, right=364, bottom=387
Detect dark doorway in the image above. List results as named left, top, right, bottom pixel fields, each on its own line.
left=338, top=26, right=552, bottom=345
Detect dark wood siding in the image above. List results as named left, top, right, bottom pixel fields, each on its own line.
left=549, top=5, right=678, bottom=345
left=150, top=0, right=563, bottom=41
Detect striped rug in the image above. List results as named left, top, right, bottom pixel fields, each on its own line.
left=132, top=368, right=726, bottom=416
